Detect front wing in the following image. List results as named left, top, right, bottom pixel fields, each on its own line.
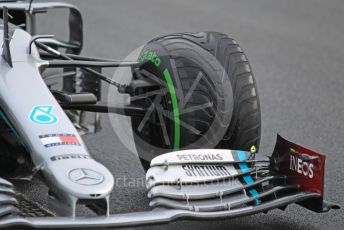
left=0, top=135, right=339, bottom=229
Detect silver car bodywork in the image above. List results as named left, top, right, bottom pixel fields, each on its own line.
left=0, top=19, right=114, bottom=217
left=0, top=2, right=338, bottom=229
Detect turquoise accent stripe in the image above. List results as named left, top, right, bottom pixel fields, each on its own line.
left=237, top=150, right=261, bottom=205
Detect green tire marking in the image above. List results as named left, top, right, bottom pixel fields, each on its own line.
left=163, top=68, right=180, bottom=150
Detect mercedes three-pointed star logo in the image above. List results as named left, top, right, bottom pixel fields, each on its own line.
left=68, top=168, right=104, bottom=185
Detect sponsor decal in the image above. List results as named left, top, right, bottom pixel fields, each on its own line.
left=51, top=154, right=90, bottom=162
left=289, top=154, right=314, bottom=179
left=138, top=51, right=161, bottom=67
left=29, top=106, right=57, bottom=125
left=68, top=168, right=104, bottom=185
left=182, top=164, right=231, bottom=177
left=39, top=134, right=81, bottom=148
left=177, top=153, right=223, bottom=161
left=272, top=135, right=326, bottom=196
left=288, top=147, right=314, bottom=179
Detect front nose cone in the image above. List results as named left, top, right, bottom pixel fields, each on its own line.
left=45, top=159, right=114, bottom=199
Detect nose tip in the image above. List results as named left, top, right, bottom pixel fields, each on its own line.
left=45, top=159, right=114, bottom=199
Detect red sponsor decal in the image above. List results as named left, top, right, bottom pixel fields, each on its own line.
left=59, top=135, right=79, bottom=144
left=272, top=135, right=326, bottom=196
left=39, top=134, right=81, bottom=148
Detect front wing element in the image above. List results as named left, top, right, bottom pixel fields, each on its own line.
left=146, top=135, right=339, bottom=213
left=0, top=135, right=339, bottom=229
left=0, top=192, right=321, bottom=229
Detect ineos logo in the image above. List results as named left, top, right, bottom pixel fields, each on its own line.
left=290, top=155, right=314, bottom=179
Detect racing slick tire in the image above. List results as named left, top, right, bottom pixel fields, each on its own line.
left=131, top=32, right=261, bottom=171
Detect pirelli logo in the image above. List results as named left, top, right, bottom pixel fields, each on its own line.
left=50, top=154, right=90, bottom=162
